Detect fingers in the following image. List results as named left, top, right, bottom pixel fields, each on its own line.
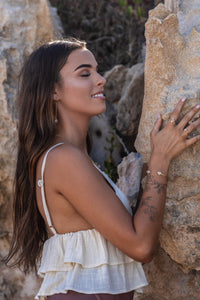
left=182, top=118, right=200, bottom=137
left=178, top=104, right=200, bottom=129
left=184, top=134, right=200, bottom=147
left=168, top=97, right=200, bottom=142
left=151, top=113, right=162, bottom=136
left=168, top=97, right=187, bottom=126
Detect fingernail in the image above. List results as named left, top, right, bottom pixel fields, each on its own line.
left=157, top=113, right=160, bottom=119
left=196, top=104, right=200, bottom=109
left=181, top=97, right=186, bottom=102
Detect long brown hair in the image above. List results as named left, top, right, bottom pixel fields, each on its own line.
left=3, top=38, right=86, bottom=273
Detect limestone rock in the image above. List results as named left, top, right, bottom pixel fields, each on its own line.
left=104, top=65, right=128, bottom=126
left=0, top=0, right=63, bottom=299
left=135, top=2, right=200, bottom=274
left=178, top=0, right=200, bottom=37
left=117, top=152, right=143, bottom=209
left=135, top=247, right=200, bottom=300
left=104, top=65, right=128, bottom=104
left=104, top=63, right=144, bottom=152
left=165, top=0, right=179, bottom=13
left=105, top=63, right=144, bottom=135
left=116, top=63, right=144, bottom=136
left=0, top=0, right=63, bottom=120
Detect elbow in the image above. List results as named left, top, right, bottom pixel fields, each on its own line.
left=131, top=244, right=156, bottom=264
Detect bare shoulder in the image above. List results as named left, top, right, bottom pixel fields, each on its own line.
left=43, top=142, right=97, bottom=196
left=44, top=142, right=92, bottom=177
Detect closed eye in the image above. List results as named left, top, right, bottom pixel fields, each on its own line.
left=80, top=72, right=91, bottom=77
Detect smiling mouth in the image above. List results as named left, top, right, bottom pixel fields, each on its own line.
left=91, top=93, right=106, bottom=100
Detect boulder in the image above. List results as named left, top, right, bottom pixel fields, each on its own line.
left=117, top=152, right=143, bottom=209
left=116, top=63, right=144, bottom=137
left=135, top=247, right=200, bottom=300
left=104, top=63, right=144, bottom=152
left=134, top=1, right=200, bottom=298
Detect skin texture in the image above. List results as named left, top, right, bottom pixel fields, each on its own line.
left=36, top=49, right=200, bottom=263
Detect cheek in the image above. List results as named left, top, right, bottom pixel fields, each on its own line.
left=60, top=79, right=94, bottom=112
left=64, top=79, right=93, bottom=97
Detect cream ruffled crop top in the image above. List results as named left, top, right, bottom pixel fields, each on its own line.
left=35, top=143, right=148, bottom=299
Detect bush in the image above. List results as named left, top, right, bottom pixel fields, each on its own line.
left=50, top=0, right=154, bottom=73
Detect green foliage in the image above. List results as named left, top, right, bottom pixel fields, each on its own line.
left=126, top=5, right=133, bottom=18
left=137, top=5, right=146, bottom=17
left=133, top=0, right=143, bottom=4
left=119, top=0, right=128, bottom=7
left=103, top=131, right=120, bottom=183
left=118, top=0, right=147, bottom=19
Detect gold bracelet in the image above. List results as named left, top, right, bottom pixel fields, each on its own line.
left=146, top=170, right=166, bottom=177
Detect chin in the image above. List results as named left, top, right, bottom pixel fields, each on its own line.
left=95, top=105, right=106, bottom=115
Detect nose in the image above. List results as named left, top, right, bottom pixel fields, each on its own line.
left=96, top=73, right=106, bottom=87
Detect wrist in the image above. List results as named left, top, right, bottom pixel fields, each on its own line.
left=149, top=152, right=170, bottom=175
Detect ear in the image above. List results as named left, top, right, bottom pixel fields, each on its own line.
left=53, top=83, right=61, bottom=101
left=53, top=92, right=59, bottom=101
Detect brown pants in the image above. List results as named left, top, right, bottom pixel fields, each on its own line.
left=47, top=290, right=134, bottom=300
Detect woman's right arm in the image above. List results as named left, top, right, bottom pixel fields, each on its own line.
left=48, top=98, right=200, bottom=263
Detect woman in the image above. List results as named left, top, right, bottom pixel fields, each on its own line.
left=4, top=38, right=200, bottom=299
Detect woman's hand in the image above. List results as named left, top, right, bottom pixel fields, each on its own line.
left=150, top=98, right=200, bottom=165
left=133, top=98, right=200, bottom=258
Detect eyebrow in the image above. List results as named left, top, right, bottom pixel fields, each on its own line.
left=74, top=64, right=92, bottom=71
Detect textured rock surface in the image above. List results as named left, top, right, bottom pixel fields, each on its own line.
left=0, top=0, right=62, bottom=299
left=134, top=1, right=200, bottom=298
left=117, top=152, right=143, bottom=209
left=89, top=115, right=123, bottom=169
left=135, top=247, right=200, bottom=300
left=104, top=63, right=144, bottom=151
left=165, top=0, right=179, bottom=12
left=116, top=63, right=144, bottom=137
left=135, top=2, right=200, bottom=272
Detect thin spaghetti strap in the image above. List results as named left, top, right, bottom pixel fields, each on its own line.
left=37, top=143, right=64, bottom=235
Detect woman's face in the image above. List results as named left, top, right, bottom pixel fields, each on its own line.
left=55, top=48, right=106, bottom=117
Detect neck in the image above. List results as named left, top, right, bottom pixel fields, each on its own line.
left=55, top=112, right=91, bottom=155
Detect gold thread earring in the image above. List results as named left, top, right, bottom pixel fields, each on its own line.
left=54, top=102, right=58, bottom=124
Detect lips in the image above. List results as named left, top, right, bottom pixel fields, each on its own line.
left=91, top=91, right=106, bottom=100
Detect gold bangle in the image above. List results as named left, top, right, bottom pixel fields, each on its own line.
left=146, top=170, right=166, bottom=177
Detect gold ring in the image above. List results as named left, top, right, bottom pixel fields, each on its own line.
left=170, top=117, right=176, bottom=125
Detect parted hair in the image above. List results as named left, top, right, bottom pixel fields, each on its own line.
left=3, top=38, right=87, bottom=273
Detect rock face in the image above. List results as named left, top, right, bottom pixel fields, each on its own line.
left=135, top=247, right=200, bottom=300
left=117, top=152, right=143, bottom=209
left=104, top=63, right=144, bottom=152
left=135, top=1, right=200, bottom=298
left=0, top=0, right=62, bottom=299
left=89, top=115, right=123, bottom=169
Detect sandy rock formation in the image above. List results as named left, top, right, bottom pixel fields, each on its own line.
left=134, top=1, right=200, bottom=298
left=0, top=0, right=62, bottom=299
left=135, top=247, right=200, bottom=300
